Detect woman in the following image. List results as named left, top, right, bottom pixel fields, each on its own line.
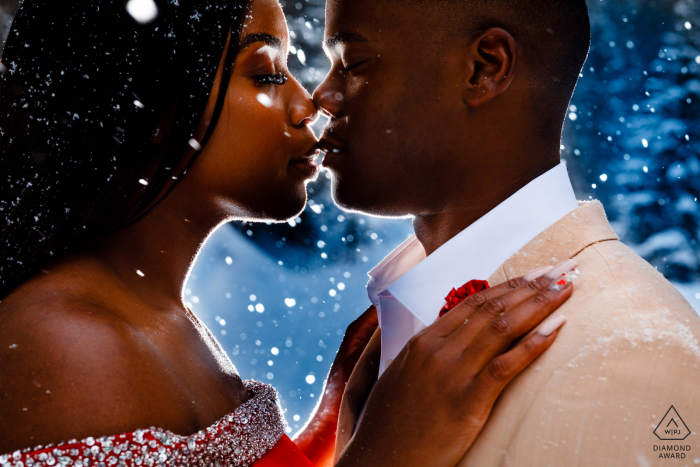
left=0, top=0, right=573, bottom=466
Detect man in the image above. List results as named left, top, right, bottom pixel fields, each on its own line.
left=313, top=0, right=700, bottom=466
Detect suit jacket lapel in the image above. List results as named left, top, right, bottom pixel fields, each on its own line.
left=333, top=328, right=381, bottom=463
left=488, top=201, right=619, bottom=284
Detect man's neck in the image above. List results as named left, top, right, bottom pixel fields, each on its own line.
left=413, top=163, right=557, bottom=256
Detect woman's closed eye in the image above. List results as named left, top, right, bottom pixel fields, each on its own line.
left=254, top=72, right=288, bottom=86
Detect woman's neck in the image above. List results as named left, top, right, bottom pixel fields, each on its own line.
left=87, top=179, right=224, bottom=311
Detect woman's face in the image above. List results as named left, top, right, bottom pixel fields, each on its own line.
left=187, top=0, right=319, bottom=222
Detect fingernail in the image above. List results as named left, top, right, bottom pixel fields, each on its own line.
left=538, top=315, right=567, bottom=337
left=549, top=267, right=581, bottom=290
left=545, top=259, right=579, bottom=281
left=524, top=266, right=554, bottom=282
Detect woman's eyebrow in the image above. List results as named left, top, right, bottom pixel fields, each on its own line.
left=238, top=33, right=282, bottom=51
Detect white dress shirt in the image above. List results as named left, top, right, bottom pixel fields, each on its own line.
left=367, top=163, right=579, bottom=377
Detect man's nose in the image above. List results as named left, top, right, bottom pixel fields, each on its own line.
left=313, top=79, right=344, bottom=119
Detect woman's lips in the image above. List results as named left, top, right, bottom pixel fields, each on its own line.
left=289, top=149, right=321, bottom=179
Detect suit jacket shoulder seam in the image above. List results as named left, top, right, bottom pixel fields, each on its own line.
left=586, top=242, right=640, bottom=311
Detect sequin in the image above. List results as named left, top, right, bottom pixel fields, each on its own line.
left=2, top=381, right=285, bottom=467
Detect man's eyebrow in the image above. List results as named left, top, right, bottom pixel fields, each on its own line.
left=238, top=33, right=282, bottom=51
left=324, top=32, right=370, bottom=49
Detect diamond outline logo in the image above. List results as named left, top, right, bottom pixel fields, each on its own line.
left=654, top=406, right=691, bottom=441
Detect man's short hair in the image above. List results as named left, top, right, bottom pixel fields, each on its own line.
left=403, top=0, right=591, bottom=130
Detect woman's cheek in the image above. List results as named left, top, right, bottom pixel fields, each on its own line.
left=226, top=87, right=299, bottom=185
left=247, top=98, right=292, bottom=159
left=236, top=89, right=286, bottom=137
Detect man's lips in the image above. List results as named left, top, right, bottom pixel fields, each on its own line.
left=317, top=134, right=346, bottom=167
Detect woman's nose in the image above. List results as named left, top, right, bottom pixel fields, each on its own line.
left=290, top=81, right=319, bottom=128
left=312, top=78, right=344, bottom=119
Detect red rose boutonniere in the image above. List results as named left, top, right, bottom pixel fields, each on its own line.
left=439, top=280, right=490, bottom=318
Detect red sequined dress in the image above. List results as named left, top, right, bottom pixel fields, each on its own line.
left=0, top=381, right=314, bottom=467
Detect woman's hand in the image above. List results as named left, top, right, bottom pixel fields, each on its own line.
left=294, top=305, right=379, bottom=467
left=336, top=264, right=574, bottom=467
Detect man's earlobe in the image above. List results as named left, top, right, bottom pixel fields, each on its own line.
left=463, top=28, right=516, bottom=108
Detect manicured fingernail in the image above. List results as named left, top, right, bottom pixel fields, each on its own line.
left=538, top=315, right=567, bottom=337
left=549, top=268, right=580, bottom=290
left=545, top=259, right=578, bottom=281
left=524, top=266, right=554, bottom=282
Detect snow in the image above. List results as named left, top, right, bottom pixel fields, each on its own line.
left=256, top=94, right=273, bottom=108
left=126, top=0, right=158, bottom=24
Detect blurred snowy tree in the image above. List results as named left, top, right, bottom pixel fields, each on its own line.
left=564, top=0, right=700, bottom=283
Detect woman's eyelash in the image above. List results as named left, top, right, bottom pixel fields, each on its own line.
left=255, top=72, right=288, bottom=85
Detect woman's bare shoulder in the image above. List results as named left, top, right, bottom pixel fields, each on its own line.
left=0, top=285, right=194, bottom=454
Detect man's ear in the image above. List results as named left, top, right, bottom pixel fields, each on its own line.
left=463, top=28, right=516, bottom=108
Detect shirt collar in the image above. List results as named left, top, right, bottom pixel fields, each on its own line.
left=367, top=162, right=579, bottom=326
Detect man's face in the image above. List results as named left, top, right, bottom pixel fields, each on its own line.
left=314, top=0, right=468, bottom=217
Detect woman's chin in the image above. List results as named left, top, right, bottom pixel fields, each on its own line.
left=223, top=181, right=308, bottom=223
left=257, top=188, right=308, bottom=222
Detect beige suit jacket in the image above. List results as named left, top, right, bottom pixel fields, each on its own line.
left=335, top=201, right=700, bottom=466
